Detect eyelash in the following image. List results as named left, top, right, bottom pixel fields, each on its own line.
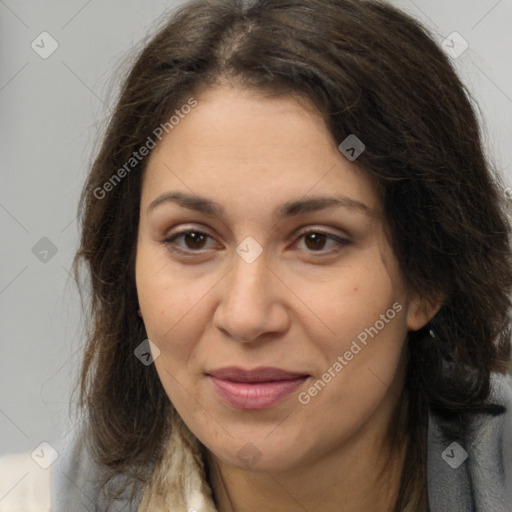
left=161, top=227, right=351, bottom=258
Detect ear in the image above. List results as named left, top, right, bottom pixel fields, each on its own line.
left=406, top=293, right=445, bottom=331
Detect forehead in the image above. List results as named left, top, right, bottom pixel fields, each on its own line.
left=141, top=84, right=379, bottom=216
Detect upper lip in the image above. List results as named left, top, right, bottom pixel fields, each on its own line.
left=207, top=366, right=309, bottom=383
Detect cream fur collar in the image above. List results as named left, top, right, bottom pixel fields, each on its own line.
left=139, top=412, right=218, bottom=512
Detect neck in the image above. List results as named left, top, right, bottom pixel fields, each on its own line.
left=206, top=412, right=408, bottom=512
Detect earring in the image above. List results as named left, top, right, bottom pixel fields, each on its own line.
left=429, top=327, right=435, bottom=339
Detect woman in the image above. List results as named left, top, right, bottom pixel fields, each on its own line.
left=1, top=0, right=511, bottom=510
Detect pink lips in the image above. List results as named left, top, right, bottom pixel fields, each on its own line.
left=207, top=366, right=309, bottom=410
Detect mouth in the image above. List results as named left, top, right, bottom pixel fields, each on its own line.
left=206, top=366, right=310, bottom=410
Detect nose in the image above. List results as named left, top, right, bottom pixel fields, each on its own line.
left=212, top=250, right=290, bottom=344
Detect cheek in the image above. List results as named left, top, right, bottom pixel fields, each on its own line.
left=294, top=247, right=409, bottom=412
left=136, top=246, right=204, bottom=359
left=295, top=248, right=405, bottom=351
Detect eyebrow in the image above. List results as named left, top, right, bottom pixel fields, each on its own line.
left=147, top=191, right=373, bottom=219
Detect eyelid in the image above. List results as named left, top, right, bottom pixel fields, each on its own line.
left=293, top=225, right=349, bottom=241
left=291, top=226, right=351, bottom=255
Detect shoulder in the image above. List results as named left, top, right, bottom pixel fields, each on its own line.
left=0, top=428, right=141, bottom=511
left=0, top=451, right=51, bottom=511
left=427, top=371, right=512, bottom=511
left=0, top=428, right=140, bottom=511
left=50, top=427, right=143, bottom=511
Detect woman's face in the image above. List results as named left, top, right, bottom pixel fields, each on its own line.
left=136, top=84, right=431, bottom=472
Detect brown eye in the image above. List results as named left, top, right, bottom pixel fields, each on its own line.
left=163, top=229, right=218, bottom=254
left=182, top=231, right=208, bottom=249
left=304, top=232, right=328, bottom=251
left=294, top=229, right=350, bottom=255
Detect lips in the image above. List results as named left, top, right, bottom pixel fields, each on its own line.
left=207, top=366, right=309, bottom=409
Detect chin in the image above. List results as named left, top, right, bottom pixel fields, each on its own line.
left=203, top=428, right=311, bottom=473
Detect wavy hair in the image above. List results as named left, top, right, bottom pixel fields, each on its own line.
left=73, top=0, right=512, bottom=509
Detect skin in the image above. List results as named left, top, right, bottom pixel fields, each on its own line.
left=135, top=83, right=439, bottom=511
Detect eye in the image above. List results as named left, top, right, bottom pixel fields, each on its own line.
left=293, top=228, right=350, bottom=255
left=162, top=229, right=219, bottom=255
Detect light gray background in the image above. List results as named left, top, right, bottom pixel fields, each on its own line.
left=1, top=0, right=511, bottom=460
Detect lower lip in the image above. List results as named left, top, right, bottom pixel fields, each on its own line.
left=209, top=376, right=308, bottom=409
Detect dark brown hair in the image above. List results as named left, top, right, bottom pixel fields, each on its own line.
left=73, top=0, right=512, bottom=509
